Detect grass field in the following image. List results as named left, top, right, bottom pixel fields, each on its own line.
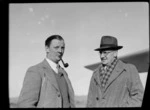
left=9, top=95, right=87, bottom=108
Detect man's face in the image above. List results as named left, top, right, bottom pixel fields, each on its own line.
left=46, top=39, right=65, bottom=64
left=100, top=50, right=117, bottom=66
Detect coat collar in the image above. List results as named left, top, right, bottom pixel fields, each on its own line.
left=104, top=60, right=125, bottom=91
left=93, top=65, right=102, bottom=86
left=93, top=60, right=126, bottom=93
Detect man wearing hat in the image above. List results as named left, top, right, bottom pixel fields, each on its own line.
left=86, top=35, right=144, bottom=107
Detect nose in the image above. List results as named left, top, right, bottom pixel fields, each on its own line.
left=58, top=47, right=63, bottom=53
left=101, top=52, right=105, bottom=58
left=100, top=53, right=107, bottom=61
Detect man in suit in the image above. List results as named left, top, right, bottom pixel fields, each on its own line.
left=86, top=35, right=144, bottom=107
left=17, top=35, right=75, bottom=108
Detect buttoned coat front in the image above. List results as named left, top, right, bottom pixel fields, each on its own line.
left=87, top=60, right=144, bottom=107
left=17, top=59, right=75, bottom=108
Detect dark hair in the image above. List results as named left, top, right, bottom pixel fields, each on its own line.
left=45, top=35, right=64, bottom=47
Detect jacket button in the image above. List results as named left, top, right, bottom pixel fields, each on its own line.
left=58, top=94, right=61, bottom=97
left=96, top=97, right=99, bottom=100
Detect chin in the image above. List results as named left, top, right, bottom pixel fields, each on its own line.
left=102, top=62, right=107, bottom=65
left=58, top=57, right=61, bottom=61
left=57, top=58, right=61, bottom=62
left=102, top=60, right=107, bottom=64
left=102, top=62, right=108, bottom=65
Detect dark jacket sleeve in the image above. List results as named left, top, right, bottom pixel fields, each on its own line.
left=17, top=66, right=42, bottom=108
left=123, top=64, right=144, bottom=107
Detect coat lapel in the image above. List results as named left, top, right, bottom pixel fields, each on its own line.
left=103, top=60, right=125, bottom=93
left=41, top=59, right=60, bottom=91
left=93, top=65, right=104, bottom=96
left=94, top=67, right=101, bottom=86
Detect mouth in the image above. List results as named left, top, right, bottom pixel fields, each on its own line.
left=102, top=60, right=106, bottom=63
left=58, top=54, right=62, bottom=59
left=101, top=58, right=107, bottom=61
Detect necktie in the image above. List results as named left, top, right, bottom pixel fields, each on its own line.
left=56, top=64, right=63, bottom=76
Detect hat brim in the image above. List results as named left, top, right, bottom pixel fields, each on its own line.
left=94, top=46, right=123, bottom=51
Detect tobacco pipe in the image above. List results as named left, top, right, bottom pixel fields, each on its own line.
left=61, top=59, right=69, bottom=68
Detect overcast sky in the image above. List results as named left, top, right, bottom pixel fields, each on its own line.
left=9, top=2, right=149, bottom=97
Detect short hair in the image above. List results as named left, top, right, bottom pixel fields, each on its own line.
left=45, top=35, right=64, bottom=47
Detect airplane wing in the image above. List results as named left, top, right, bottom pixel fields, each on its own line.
left=85, top=49, right=149, bottom=73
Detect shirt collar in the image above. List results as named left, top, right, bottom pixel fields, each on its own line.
left=45, top=57, right=58, bottom=74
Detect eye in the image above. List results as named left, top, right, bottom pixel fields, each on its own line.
left=103, top=52, right=107, bottom=54
left=62, top=47, right=65, bottom=50
left=54, top=46, right=59, bottom=50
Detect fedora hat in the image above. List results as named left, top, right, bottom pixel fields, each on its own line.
left=94, top=35, right=123, bottom=51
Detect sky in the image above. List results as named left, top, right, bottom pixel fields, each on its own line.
left=9, top=2, right=149, bottom=98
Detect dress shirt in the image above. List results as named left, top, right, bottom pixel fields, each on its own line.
left=46, top=58, right=59, bottom=74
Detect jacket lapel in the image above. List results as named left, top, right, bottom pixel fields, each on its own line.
left=94, top=67, right=101, bottom=86
left=41, top=59, right=60, bottom=91
left=93, top=66, right=104, bottom=95
left=103, top=60, right=125, bottom=93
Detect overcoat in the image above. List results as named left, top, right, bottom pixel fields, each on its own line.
left=17, top=59, right=75, bottom=108
left=87, top=60, right=144, bottom=107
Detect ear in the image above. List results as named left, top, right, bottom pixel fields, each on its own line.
left=45, top=46, right=50, bottom=53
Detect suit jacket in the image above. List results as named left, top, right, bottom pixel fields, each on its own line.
left=86, top=60, right=144, bottom=107
left=17, top=59, right=75, bottom=108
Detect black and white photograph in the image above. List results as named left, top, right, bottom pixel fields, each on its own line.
left=9, top=2, right=149, bottom=108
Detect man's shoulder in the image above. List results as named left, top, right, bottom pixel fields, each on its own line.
left=119, top=60, right=138, bottom=72
left=24, top=60, right=46, bottom=79
left=27, top=60, right=45, bottom=72
left=92, top=64, right=101, bottom=76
